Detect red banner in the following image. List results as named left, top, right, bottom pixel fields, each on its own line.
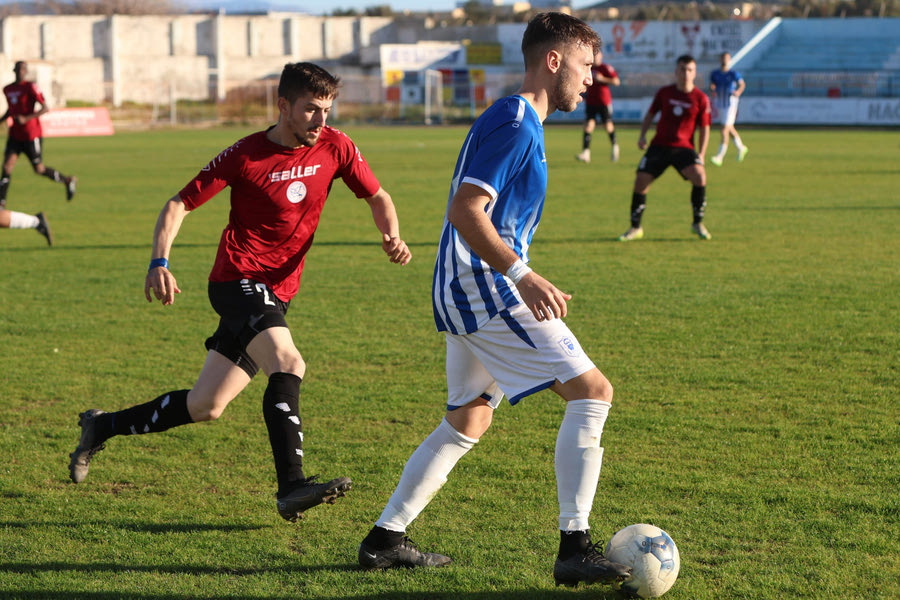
left=39, top=107, right=114, bottom=137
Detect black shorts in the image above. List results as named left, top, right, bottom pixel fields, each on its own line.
left=637, top=146, right=702, bottom=179
left=585, top=103, right=612, bottom=124
left=5, top=137, right=42, bottom=165
left=205, top=279, right=291, bottom=378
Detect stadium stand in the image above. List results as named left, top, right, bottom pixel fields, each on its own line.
left=733, top=18, right=900, bottom=97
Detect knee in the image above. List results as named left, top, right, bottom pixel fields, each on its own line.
left=593, top=376, right=614, bottom=405
left=186, top=390, right=227, bottom=422
left=274, top=351, right=305, bottom=379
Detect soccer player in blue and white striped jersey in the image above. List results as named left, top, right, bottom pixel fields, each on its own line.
left=360, top=12, right=631, bottom=588
left=709, top=51, right=748, bottom=166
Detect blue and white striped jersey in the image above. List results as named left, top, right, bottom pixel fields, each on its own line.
left=432, top=95, right=547, bottom=335
left=709, top=68, right=743, bottom=106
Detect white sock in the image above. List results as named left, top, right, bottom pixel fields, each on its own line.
left=733, top=135, right=744, bottom=151
left=716, top=143, right=727, bottom=158
left=8, top=211, right=39, bottom=229
left=556, top=399, right=610, bottom=532
left=376, top=417, right=478, bottom=532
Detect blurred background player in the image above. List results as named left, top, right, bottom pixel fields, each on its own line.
left=618, top=54, right=712, bottom=242
left=708, top=52, right=748, bottom=166
left=0, top=61, right=76, bottom=208
left=0, top=207, right=52, bottom=245
left=576, top=49, right=620, bottom=163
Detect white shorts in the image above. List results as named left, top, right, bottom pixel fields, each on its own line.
left=444, top=303, right=596, bottom=410
left=716, top=95, right=740, bottom=126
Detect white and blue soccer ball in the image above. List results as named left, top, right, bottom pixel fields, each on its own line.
left=605, top=523, right=680, bottom=598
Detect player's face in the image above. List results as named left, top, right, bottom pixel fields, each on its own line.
left=14, top=63, right=27, bottom=81
left=720, top=53, right=731, bottom=69
left=280, top=92, right=333, bottom=147
left=553, top=43, right=595, bottom=113
left=675, top=60, right=697, bottom=90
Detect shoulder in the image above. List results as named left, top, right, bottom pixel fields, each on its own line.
left=320, top=125, right=355, bottom=149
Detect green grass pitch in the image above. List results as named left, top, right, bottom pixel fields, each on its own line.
left=0, top=124, right=898, bottom=599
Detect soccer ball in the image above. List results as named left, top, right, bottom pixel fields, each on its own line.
left=605, top=523, right=680, bottom=598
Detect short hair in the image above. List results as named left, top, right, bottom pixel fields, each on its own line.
left=13, top=61, right=26, bottom=72
left=720, top=51, right=731, bottom=60
left=278, top=62, right=341, bottom=104
left=676, top=54, right=696, bottom=66
left=521, top=12, right=601, bottom=70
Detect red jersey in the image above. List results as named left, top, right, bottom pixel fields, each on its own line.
left=585, top=63, right=618, bottom=107
left=179, top=126, right=381, bottom=302
left=3, top=80, right=45, bottom=141
left=648, top=84, right=711, bottom=150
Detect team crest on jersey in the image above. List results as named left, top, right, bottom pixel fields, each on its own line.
left=557, top=336, right=580, bottom=358
left=287, top=181, right=307, bottom=204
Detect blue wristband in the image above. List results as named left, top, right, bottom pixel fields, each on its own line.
left=149, top=257, right=169, bottom=271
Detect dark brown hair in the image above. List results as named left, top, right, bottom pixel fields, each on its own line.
left=521, top=12, right=601, bottom=69
left=278, top=62, right=341, bottom=104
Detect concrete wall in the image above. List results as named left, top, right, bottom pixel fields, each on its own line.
left=0, top=13, right=394, bottom=106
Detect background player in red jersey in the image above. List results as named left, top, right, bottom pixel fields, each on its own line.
left=68, top=63, right=412, bottom=524
left=1, top=61, right=76, bottom=208
left=575, top=49, right=620, bottom=164
left=618, top=54, right=712, bottom=242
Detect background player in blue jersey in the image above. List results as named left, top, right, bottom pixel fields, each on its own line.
left=359, top=12, right=631, bottom=589
left=709, top=51, right=748, bottom=166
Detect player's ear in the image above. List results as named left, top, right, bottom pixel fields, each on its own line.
left=546, top=49, right=562, bottom=74
left=276, top=96, right=291, bottom=117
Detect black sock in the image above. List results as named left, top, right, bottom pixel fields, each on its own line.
left=96, top=390, right=192, bottom=442
left=363, top=525, right=406, bottom=550
left=630, top=192, right=647, bottom=228
left=558, top=529, right=591, bottom=560
left=262, top=372, right=305, bottom=497
left=609, top=131, right=617, bottom=145
left=0, top=171, right=10, bottom=202
left=582, top=132, right=591, bottom=150
left=41, top=168, right=63, bottom=183
left=691, top=185, right=706, bottom=224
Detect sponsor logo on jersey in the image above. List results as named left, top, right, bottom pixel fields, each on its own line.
left=557, top=336, right=580, bottom=358
left=287, top=180, right=307, bottom=204
left=270, top=164, right=322, bottom=182
left=669, top=99, right=693, bottom=117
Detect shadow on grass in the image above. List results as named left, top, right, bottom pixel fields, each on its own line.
left=0, top=587, right=624, bottom=600
left=0, top=520, right=267, bottom=534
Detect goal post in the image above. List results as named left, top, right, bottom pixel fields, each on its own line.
left=424, top=69, right=444, bottom=125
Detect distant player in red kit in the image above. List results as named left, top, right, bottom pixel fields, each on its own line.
left=1, top=61, right=76, bottom=208
left=618, top=54, right=712, bottom=241
left=68, top=63, right=412, bottom=524
left=575, top=49, right=620, bottom=164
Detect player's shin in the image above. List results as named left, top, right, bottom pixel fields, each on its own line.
left=100, top=389, right=193, bottom=441
left=375, top=417, right=477, bottom=533
left=630, top=193, right=647, bottom=228
left=691, top=186, right=707, bottom=224
left=555, top=399, right=610, bottom=532
left=262, top=372, right=305, bottom=496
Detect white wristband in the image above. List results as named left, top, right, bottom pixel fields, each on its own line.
left=505, top=259, right=532, bottom=285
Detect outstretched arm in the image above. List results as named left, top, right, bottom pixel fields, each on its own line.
left=364, top=186, right=411, bottom=266
left=448, top=182, right=571, bottom=322
left=144, top=194, right=188, bottom=305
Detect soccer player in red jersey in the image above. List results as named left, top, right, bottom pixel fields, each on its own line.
left=1, top=61, right=76, bottom=208
left=68, top=63, right=412, bottom=523
left=576, top=49, right=620, bottom=163
left=618, top=55, right=712, bottom=241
